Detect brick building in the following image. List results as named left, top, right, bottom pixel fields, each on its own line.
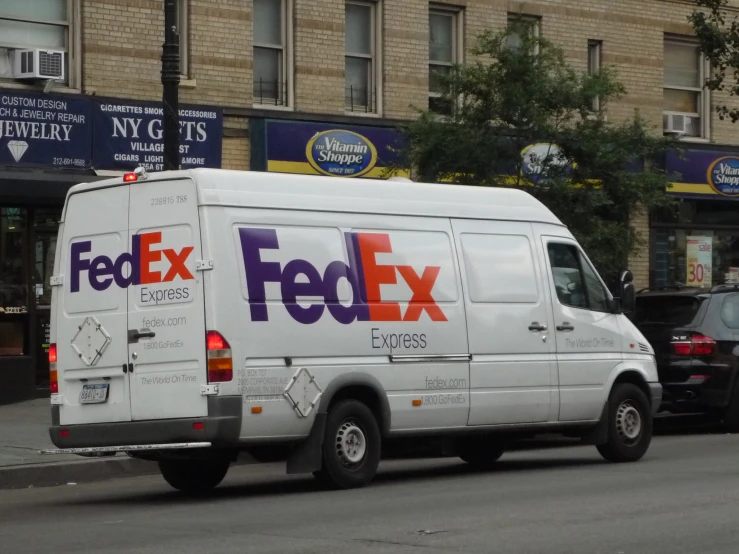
left=0, top=0, right=738, bottom=403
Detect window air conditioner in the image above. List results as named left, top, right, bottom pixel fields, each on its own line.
left=663, top=113, right=693, bottom=135
left=12, top=49, right=65, bottom=81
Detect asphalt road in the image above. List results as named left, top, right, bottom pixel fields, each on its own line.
left=2, top=417, right=739, bottom=554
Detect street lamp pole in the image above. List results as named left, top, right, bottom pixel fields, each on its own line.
left=161, top=0, right=180, bottom=170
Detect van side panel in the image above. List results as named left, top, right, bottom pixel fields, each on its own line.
left=451, top=219, right=557, bottom=425
left=206, top=207, right=470, bottom=438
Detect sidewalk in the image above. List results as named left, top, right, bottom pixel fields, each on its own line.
left=0, top=398, right=156, bottom=489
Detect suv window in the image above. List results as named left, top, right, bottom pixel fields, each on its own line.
left=633, top=295, right=705, bottom=327
left=547, top=243, right=609, bottom=312
left=721, top=293, right=739, bottom=329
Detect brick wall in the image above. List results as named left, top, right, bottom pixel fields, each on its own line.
left=222, top=116, right=249, bottom=170
left=81, top=0, right=739, bottom=143
left=294, top=0, right=345, bottom=114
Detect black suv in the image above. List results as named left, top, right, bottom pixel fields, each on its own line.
left=631, top=284, right=739, bottom=430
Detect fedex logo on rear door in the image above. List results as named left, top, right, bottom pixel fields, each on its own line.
left=70, top=232, right=194, bottom=299
left=239, top=227, right=448, bottom=325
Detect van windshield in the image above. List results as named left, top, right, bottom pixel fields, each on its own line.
left=632, top=296, right=706, bottom=327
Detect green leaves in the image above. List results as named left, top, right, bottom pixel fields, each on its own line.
left=387, top=26, right=677, bottom=284
left=690, top=0, right=739, bottom=121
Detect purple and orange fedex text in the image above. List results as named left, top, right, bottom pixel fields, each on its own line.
left=239, top=228, right=447, bottom=325
left=70, top=231, right=194, bottom=293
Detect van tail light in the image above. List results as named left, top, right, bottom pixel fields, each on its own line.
left=672, top=334, right=716, bottom=357
left=49, top=343, right=58, bottom=394
left=206, top=331, right=232, bottom=382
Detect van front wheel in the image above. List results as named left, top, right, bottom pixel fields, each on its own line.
left=158, top=459, right=230, bottom=494
left=315, top=399, right=381, bottom=489
left=596, top=383, right=652, bottom=463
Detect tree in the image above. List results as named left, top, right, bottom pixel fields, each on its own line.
left=689, top=0, right=739, bottom=121
left=388, top=24, right=677, bottom=285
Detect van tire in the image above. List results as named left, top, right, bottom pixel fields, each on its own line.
left=315, top=399, right=381, bottom=489
left=596, top=383, right=652, bottom=463
left=459, top=440, right=506, bottom=469
left=158, top=459, right=230, bottom=494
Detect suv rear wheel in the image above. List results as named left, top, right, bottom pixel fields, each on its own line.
left=722, top=379, right=739, bottom=432
left=596, top=383, right=652, bottom=463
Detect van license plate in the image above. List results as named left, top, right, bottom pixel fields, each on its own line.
left=80, top=384, right=109, bottom=404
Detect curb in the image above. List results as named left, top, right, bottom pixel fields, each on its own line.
left=0, top=456, right=158, bottom=490
left=0, top=453, right=259, bottom=490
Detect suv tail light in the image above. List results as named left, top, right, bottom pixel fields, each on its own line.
left=672, top=333, right=716, bottom=357
left=206, top=331, right=232, bottom=382
left=49, top=343, right=58, bottom=394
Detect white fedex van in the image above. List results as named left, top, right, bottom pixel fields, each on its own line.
left=45, top=167, right=661, bottom=493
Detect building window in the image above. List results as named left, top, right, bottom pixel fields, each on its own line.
left=663, top=37, right=709, bottom=139
left=254, top=0, right=289, bottom=106
left=0, top=0, right=74, bottom=86
left=587, top=40, right=602, bottom=112
left=176, top=0, right=189, bottom=78
left=429, top=7, right=462, bottom=115
left=506, top=14, right=540, bottom=53
left=345, top=1, right=379, bottom=113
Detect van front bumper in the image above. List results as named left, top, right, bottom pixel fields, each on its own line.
left=49, top=396, right=242, bottom=449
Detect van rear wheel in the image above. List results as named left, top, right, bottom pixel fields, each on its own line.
left=158, top=459, right=230, bottom=494
left=596, top=383, right=652, bottom=463
left=314, top=399, right=381, bottom=489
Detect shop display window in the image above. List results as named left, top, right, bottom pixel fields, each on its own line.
left=0, top=207, right=27, bottom=355
left=653, top=199, right=739, bottom=289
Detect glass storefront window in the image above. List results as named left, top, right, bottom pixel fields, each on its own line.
left=0, top=207, right=27, bottom=355
left=654, top=229, right=739, bottom=289
left=34, top=208, right=61, bottom=385
left=652, top=199, right=739, bottom=290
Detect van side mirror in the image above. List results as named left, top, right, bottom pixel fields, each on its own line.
left=619, top=270, right=635, bottom=313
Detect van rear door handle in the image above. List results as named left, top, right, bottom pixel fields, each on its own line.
left=128, top=329, right=156, bottom=343
left=528, top=322, right=548, bottom=332
left=557, top=322, right=575, bottom=332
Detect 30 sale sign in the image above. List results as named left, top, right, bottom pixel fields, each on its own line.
left=686, top=236, right=712, bottom=287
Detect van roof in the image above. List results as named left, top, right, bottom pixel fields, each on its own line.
left=68, top=168, right=565, bottom=226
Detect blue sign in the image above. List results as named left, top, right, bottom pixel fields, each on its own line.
left=264, top=120, right=408, bottom=179
left=92, top=100, right=223, bottom=171
left=707, top=156, right=739, bottom=196
left=306, top=129, right=378, bottom=177
left=0, top=91, right=91, bottom=169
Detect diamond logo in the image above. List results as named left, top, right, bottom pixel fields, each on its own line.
left=7, top=140, right=28, bottom=162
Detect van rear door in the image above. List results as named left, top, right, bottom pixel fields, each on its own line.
left=126, top=178, right=208, bottom=421
left=57, top=186, right=133, bottom=426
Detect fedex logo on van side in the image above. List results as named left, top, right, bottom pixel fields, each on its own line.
left=70, top=232, right=194, bottom=293
left=240, top=228, right=447, bottom=325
